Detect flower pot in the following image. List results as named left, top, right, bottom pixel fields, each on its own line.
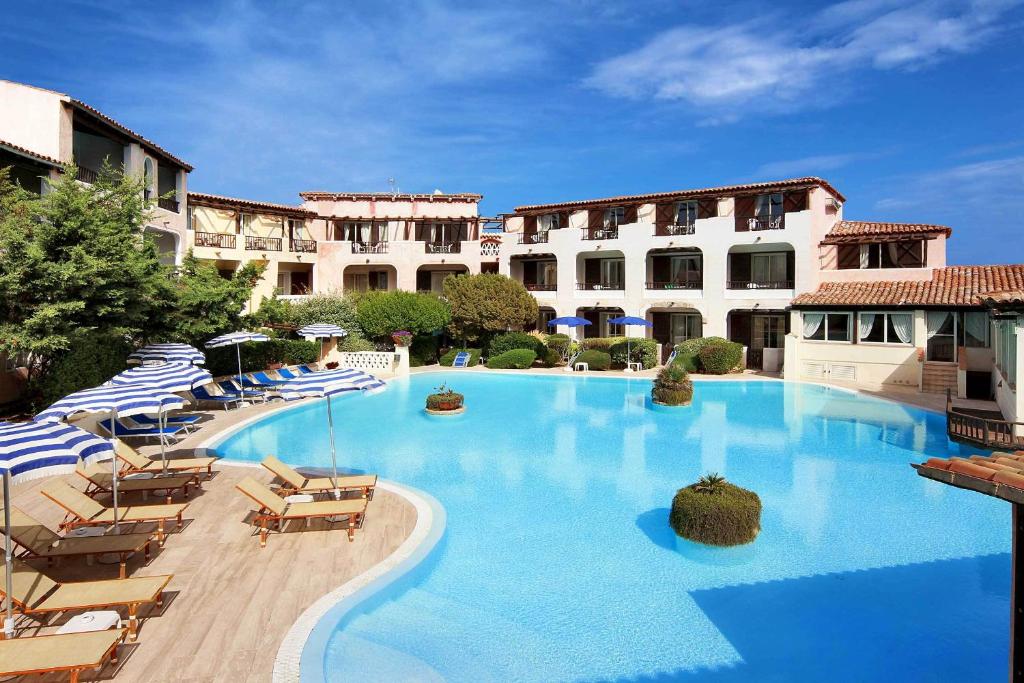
left=266, top=362, right=284, bottom=370
left=325, top=362, right=339, bottom=369
left=435, top=400, right=462, bottom=411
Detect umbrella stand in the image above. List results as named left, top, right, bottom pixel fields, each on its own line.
left=236, top=344, right=246, bottom=402
left=109, top=411, right=120, bottom=533
left=3, top=470, right=13, bottom=638
left=326, top=395, right=341, bottom=499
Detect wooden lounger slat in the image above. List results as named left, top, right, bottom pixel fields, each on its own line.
left=262, top=454, right=377, bottom=498
left=235, top=476, right=367, bottom=547
left=0, top=628, right=126, bottom=680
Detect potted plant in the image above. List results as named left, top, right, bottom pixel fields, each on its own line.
left=392, top=330, right=413, bottom=347
left=425, top=382, right=465, bottom=414
left=325, top=361, right=339, bottom=369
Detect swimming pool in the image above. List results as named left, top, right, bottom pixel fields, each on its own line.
left=216, top=373, right=1009, bottom=682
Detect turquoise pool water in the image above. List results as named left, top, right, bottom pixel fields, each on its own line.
left=216, top=373, right=1010, bottom=682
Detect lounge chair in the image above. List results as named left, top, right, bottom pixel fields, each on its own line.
left=218, top=379, right=268, bottom=402
left=296, top=364, right=316, bottom=374
left=1, top=558, right=170, bottom=640
left=276, top=367, right=300, bottom=380
left=2, top=505, right=154, bottom=579
left=114, top=439, right=219, bottom=478
left=131, top=412, right=202, bottom=432
left=249, top=370, right=288, bottom=386
left=76, top=460, right=197, bottom=504
left=40, top=480, right=189, bottom=546
left=0, top=628, right=127, bottom=682
left=261, top=455, right=377, bottom=499
left=452, top=351, right=470, bottom=368
left=235, top=476, right=367, bottom=546
left=96, top=419, right=184, bottom=443
left=190, top=384, right=243, bottom=410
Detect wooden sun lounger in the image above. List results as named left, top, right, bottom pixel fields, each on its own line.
left=0, top=628, right=127, bottom=683
left=2, top=558, right=171, bottom=640
left=40, top=480, right=188, bottom=546
left=235, top=476, right=367, bottom=547
left=2, top=505, right=154, bottom=579
left=115, top=439, right=219, bottom=478
left=261, top=455, right=377, bottom=499
left=76, top=461, right=197, bottom=504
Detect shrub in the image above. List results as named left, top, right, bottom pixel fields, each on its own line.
left=545, top=333, right=571, bottom=355
left=669, top=474, right=761, bottom=546
left=580, top=337, right=615, bottom=352
left=444, top=273, right=538, bottom=343
left=540, top=347, right=562, bottom=368
left=652, top=364, right=694, bottom=406
left=289, top=292, right=361, bottom=335
left=672, top=337, right=741, bottom=373
left=575, top=349, right=611, bottom=370
left=488, top=331, right=545, bottom=358
left=34, top=332, right=131, bottom=409
left=338, top=335, right=376, bottom=352
left=439, top=348, right=482, bottom=367
left=486, top=348, right=537, bottom=369
left=206, top=339, right=318, bottom=376
left=609, top=338, right=658, bottom=369
left=698, top=341, right=743, bottom=375
left=356, top=291, right=451, bottom=341
left=410, top=334, right=441, bottom=367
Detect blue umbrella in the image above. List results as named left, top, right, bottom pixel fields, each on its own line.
left=547, top=316, right=592, bottom=328
left=297, top=324, right=348, bottom=362
left=206, top=331, right=270, bottom=401
left=128, top=343, right=205, bottom=366
left=0, top=420, right=113, bottom=637
left=608, top=316, right=654, bottom=370
left=279, top=369, right=386, bottom=497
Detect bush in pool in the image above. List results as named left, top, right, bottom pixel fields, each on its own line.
left=425, top=383, right=464, bottom=411
left=575, top=349, right=611, bottom=370
left=439, top=348, right=482, bottom=367
left=651, top=363, right=693, bottom=406
left=669, top=474, right=761, bottom=546
left=486, top=348, right=537, bottom=369
left=697, top=341, right=743, bottom=375
left=487, top=331, right=545, bottom=358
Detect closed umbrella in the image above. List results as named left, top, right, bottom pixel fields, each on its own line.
left=205, top=332, right=270, bottom=401
left=297, top=324, right=348, bottom=364
left=0, top=420, right=111, bottom=637
left=128, top=343, right=205, bottom=365
left=608, top=316, right=654, bottom=372
left=36, top=384, right=185, bottom=533
left=279, top=369, right=385, bottom=498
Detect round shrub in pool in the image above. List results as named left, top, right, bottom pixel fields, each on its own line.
left=670, top=474, right=761, bottom=546
left=651, top=363, right=693, bottom=406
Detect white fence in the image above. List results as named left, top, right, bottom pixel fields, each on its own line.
left=336, top=351, right=396, bottom=374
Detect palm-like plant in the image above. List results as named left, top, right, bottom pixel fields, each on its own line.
left=693, top=473, right=727, bottom=495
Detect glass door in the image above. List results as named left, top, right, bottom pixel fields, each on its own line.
left=669, top=314, right=701, bottom=345
left=926, top=311, right=957, bottom=362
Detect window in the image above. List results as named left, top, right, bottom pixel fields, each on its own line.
left=755, top=192, right=784, bottom=218
left=962, top=311, right=990, bottom=348
left=238, top=213, right=253, bottom=235
left=751, top=253, right=787, bottom=285
left=276, top=272, right=290, bottom=293
left=675, top=201, right=698, bottom=226
left=603, top=206, right=625, bottom=228
left=837, top=241, right=925, bottom=269
left=538, top=309, right=556, bottom=330
left=803, top=312, right=851, bottom=342
left=600, top=259, right=625, bottom=287
left=538, top=213, right=560, bottom=231
left=670, top=255, right=701, bottom=286
left=858, top=312, right=914, bottom=345
left=187, top=207, right=194, bottom=231
left=599, top=312, right=623, bottom=337
left=753, top=315, right=786, bottom=349
left=995, top=318, right=1019, bottom=387
left=670, top=314, right=702, bottom=345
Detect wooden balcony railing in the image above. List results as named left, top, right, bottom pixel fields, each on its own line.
left=581, top=227, right=618, bottom=240
left=424, top=242, right=462, bottom=254
left=645, top=280, right=702, bottom=290
left=291, top=239, right=317, bottom=253
left=519, top=232, right=549, bottom=244
left=946, top=389, right=1024, bottom=449
left=654, top=223, right=696, bottom=237
left=245, top=236, right=283, bottom=252
left=76, top=166, right=99, bottom=184
left=727, top=279, right=794, bottom=290
left=524, top=283, right=557, bottom=291
left=194, top=232, right=236, bottom=249
left=157, top=197, right=179, bottom=213
left=351, top=241, right=388, bottom=254
left=577, top=281, right=624, bottom=290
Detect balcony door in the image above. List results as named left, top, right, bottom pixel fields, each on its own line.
left=670, top=254, right=701, bottom=287
left=600, top=259, right=624, bottom=288
left=751, top=253, right=788, bottom=287
left=926, top=311, right=957, bottom=362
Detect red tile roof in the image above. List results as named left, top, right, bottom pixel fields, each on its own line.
left=299, top=191, right=482, bottom=202
left=70, top=100, right=192, bottom=171
left=188, top=192, right=317, bottom=217
left=792, top=265, right=1024, bottom=307
left=512, top=177, right=844, bottom=212
left=914, top=452, right=1024, bottom=502
left=0, top=139, right=62, bottom=167
left=821, top=220, right=951, bottom=244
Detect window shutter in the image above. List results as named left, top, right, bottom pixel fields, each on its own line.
left=731, top=252, right=751, bottom=281
left=782, top=190, right=808, bottom=213
left=558, top=211, right=569, bottom=229
left=786, top=251, right=796, bottom=284
left=653, top=256, right=670, bottom=283
left=588, top=209, right=602, bottom=229
left=734, top=196, right=755, bottom=231
left=585, top=259, right=600, bottom=283
left=697, top=198, right=718, bottom=219
left=896, top=240, right=925, bottom=267
left=522, top=260, right=537, bottom=284
left=523, top=215, right=537, bottom=234
left=652, top=313, right=669, bottom=342
left=655, top=203, right=673, bottom=227
left=415, top=221, right=429, bottom=241
left=837, top=244, right=861, bottom=269
left=416, top=270, right=430, bottom=291
left=623, top=205, right=638, bottom=224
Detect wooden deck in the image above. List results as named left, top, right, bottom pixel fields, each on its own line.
left=6, top=461, right=417, bottom=682
left=945, top=389, right=1024, bottom=450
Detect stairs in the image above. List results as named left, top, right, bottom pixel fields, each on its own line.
left=922, top=362, right=957, bottom=395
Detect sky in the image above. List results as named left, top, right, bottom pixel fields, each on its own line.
left=1, top=0, right=1022, bottom=265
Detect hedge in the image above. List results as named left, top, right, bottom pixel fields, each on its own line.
left=575, top=349, right=611, bottom=370
left=652, top=363, right=693, bottom=406
left=206, top=339, right=318, bottom=377
left=488, top=331, right=545, bottom=358
left=609, top=339, right=657, bottom=369
left=545, top=333, right=571, bottom=355
left=410, top=335, right=441, bottom=367
left=697, top=341, right=743, bottom=375
left=669, top=476, right=761, bottom=546
left=540, top=347, right=562, bottom=368
left=485, top=348, right=537, bottom=369
left=36, top=333, right=131, bottom=409
left=672, top=337, right=742, bottom=374
left=439, top=348, right=482, bottom=367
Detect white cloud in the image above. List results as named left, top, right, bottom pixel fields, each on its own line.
left=585, top=0, right=1022, bottom=116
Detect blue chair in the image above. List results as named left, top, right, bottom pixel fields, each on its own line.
left=250, top=371, right=287, bottom=386
left=98, top=419, right=184, bottom=443
left=452, top=351, right=470, bottom=368
left=277, top=367, right=300, bottom=380
left=190, top=385, right=243, bottom=410
left=296, top=365, right=316, bottom=375
left=218, top=380, right=267, bottom=402
left=131, top=413, right=201, bottom=433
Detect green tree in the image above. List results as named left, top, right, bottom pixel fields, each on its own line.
left=444, top=273, right=538, bottom=343
left=355, top=291, right=450, bottom=340
left=165, top=252, right=265, bottom=347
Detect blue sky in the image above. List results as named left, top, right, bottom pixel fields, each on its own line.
left=2, top=0, right=1022, bottom=264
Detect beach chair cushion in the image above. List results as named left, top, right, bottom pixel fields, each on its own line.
left=4, top=506, right=152, bottom=558
left=41, top=480, right=188, bottom=524
left=114, top=440, right=218, bottom=473
left=261, top=455, right=377, bottom=493
left=1, top=557, right=170, bottom=611
left=453, top=351, right=470, bottom=368
left=0, top=629, right=126, bottom=679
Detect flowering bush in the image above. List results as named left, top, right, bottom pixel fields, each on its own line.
left=391, top=330, right=413, bottom=347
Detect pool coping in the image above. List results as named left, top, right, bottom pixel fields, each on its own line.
left=196, top=371, right=945, bottom=681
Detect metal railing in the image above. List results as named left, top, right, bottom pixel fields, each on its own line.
left=524, top=283, right=557, bottom=291
left=245, top=236, right=283, bottom=251
left=76, top=166, right=99, bottom=184
left=727, top=280, right=794, bottom=290
left=576, top=281, right=624, bottom=290
left=645, top=280, right=702, bottom=290
left=581, top=227, right=618, bottom=240
left=291, top=239, right=317, bottom=253
left=351, top=241, right=388, bottom=254
left=654, top=223, right=695, bottom=237
left=194, top=232, right=236, bottom=249
left=424, top=242, right=462, bottom=254
left=741, top=215, right=785, bottom=231
left=157, top=197, right=179, bottom=213
left=519, top=232, right=549, bottom=244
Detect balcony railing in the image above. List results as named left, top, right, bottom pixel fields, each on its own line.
left=246, top=236, right=283, bottom=252
left=424, top=242, right=462, bottom=254
left=481, top=242, right=500, bottom=257
left=524, top=283, right=557, bottom=291
left=194, top=232, right=236, bottom=249
left=76, top=166, right=99, bottom=184
left=351, top=241, right=388, bottom=254
left=742, top=215, right=785, bottom=231
left=581, top=227, right=618, bottom=240
left=727, top=279, right=794, bottom=290
left=654, top=223, right=696, bottom=237
left=157, top=197, right=179, bottom=213
left=645, top=279, right=702, bottom=290
left=519, top=232, right=548, bottom=244
left=577, top=281, right=624, bottom=291
left=291, top=239, right=317, bottom=253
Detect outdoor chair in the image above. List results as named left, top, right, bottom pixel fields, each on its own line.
left=97, top=419, right=184, bottom=443
left=249, top=371, right=288, bottom=386
left=114, top=439, right=218, bottom=478
left=234, top=476, right=367, bottom=546
left=217, top=379, right=268, bottom=402
left=0, top=628, right=127, bottom=682
left=261, top=455, right=377, bottom=499
left=130, top=412, right=202, bottom=433
left=76, top=460, right=197, bottom=504
left=190, top=384, right=243, bottom=410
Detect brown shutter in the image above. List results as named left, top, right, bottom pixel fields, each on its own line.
left=897, top=240, right=925, bottom=267
left=523, top=215, right=537, bottom=234
left=655, top=203, right=673, bottom=228
left=623, top=205, right=638, bottom=224
left=558, top=211, right=569, bottom=229
left=585, top=259, right=600, bottom=283
left=415, top=221, right=429, bottom=241
left=734, top=195, right=756, bottom=231
left=729, top=312, right=751, bottom=345
left=837, top=244, right=861, bottom=269
left=697, top=198, right=718, bottom=219
left=652, top=256, right=669, bottom=284
left=588, top=209, right=602, bottom=229
left=416, top=270, right=430, bottom=291
left=782, top=190, right=808, bottom=213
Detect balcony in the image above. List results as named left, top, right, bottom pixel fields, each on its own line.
left=76, top=166, right=99, bottom=184
left=245, top=236, right=283, bottom=252
left=157, top=197, right=179, bottom=213
left=291, top=239, right=317, bottom=253
left=577, top=281, right=624, bottom=291
left=740, top=215, right=785, bottom=232
left=581, top=227, right=618, bottom=240
left=519, top=232, right=548, bottom=245
left=424, top=242, right=462, bottom=254
left=646, top=279, right=702, bottom=290
left=351, top=241, right=388, bottom=254
left=194, top=232, right=236, bottom=249
left=524, top=283, right=557, bottom=291
left=654, top=223, right=695, bottom=237
left=727, top=279, right=794, bottom=290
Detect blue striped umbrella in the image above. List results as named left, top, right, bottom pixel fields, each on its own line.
left=297, top=324, right=348, bottom=363
left=1, top=420, right=112, bottom=635
left=110, top=363, right=214, bottom=394
left=279, top=369, right=385, bottom=496
left=128, top=343, right=205, bottom=365
left=205, top=331, right=271, bottom=401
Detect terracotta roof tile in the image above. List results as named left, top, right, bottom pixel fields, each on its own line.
left=512, top=176, right=844, bottom=212
left=822, top=220, right=951, bottom=244
left=0, top=139, right=62, bottom=167
left=188, top=192, right=317, bottom=217
left=70, top=100, right=192, bottom=171
left=299, top=191, right=481, bottom=202
left=792, top=265, right=1024, bottom=307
